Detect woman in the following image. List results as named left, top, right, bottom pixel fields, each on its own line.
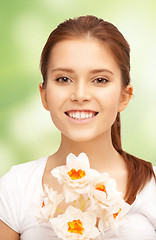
left=0, top=15, right=156, bottom=239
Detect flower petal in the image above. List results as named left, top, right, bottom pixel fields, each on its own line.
left=51, top=206, right=100, bottom=240
left=66, top=152, right=90, bottom=170
left=77, top=152, right=90, bottom=169
left=63, top=185, right=80, bottom=203
left=51, top=166, right=66, bottom=184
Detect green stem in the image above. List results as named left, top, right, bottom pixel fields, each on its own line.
left=73, top=200, right=77, bottom=207
left=56, top=208, right=65, bottom=213
left=81, top=197, right=90, bottom=212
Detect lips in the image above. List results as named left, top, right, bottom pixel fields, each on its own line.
left=65, top=110, right=98, bottom=120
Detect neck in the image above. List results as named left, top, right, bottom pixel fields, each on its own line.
left=54, top=131, right=124, bottom=173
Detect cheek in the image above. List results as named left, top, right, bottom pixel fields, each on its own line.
left=98, top=86, right=121, bottom=111
left=45, top=86, right=69, bottom=131
left=46, top=87, right=66, bottom=110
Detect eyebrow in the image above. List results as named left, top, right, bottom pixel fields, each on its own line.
left=51, top=67, right=114, bottom=75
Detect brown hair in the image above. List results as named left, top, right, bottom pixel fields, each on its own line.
left=40, top=15, right=155, bottom=204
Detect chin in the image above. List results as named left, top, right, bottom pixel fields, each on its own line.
left=70, top=137, right=94, bottom=143
left=63, top=131, right=101, bottom=143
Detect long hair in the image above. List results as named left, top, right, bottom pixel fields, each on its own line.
left=40, top=15, right=155, bottom=204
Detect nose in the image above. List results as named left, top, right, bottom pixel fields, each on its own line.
left=70, top=80, right=91, bottom=103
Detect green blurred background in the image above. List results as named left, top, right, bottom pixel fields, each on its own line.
left=1, top=0, right=156, bottom=176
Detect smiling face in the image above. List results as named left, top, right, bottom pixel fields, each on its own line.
left=40, top=38, right=132, bottom=142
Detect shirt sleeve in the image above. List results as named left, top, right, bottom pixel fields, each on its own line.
left=0, top=167, right=20, bottom=233
left=139, top=167, right=156, bottom=232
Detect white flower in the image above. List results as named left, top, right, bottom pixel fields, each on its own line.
left=89, top=173, right=123, bottom=211
left=98, top=199, right=130, bottom=234
left=51, top=206, right=100, bottom=240
left=88, top=173, right=130, bottom=233
left=51, top=153, right=98, bottom=203
left=37, top=153, right=131, bottom=238
left=37, top=185, right=64, bottom=222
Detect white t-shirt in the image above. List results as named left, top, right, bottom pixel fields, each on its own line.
left=0, top=157, right=156, bottom=240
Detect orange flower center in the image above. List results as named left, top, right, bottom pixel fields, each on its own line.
left=68, top=168, right=86, bottom=180
left=41, top=201, right=45, bottom=208
left=95, top=184, right=108, bottom=197
left=68, top=219, right=84, bottom=235
left=113, top=208, right=121, bottom=219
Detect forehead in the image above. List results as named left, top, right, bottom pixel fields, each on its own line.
left=48, top=38, right=121, bottom=76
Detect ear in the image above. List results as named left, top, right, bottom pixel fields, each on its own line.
left=118, top=84, right=133, bottom=112
left=39, top=83, right=50, bottom=111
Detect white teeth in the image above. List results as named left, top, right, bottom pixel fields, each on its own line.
left=68, top=111, right=96, bottom=120
left=81, top=112, right=86, bottom=119
left=75, top=112, right=79, bottom=119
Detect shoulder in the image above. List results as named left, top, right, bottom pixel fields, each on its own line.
left=140, top=165, right=156, bottom=199
left=134, top=166, right=156, bottom=229
left=0, top=156, right=48, bottom=194
left=11, top=156, right=48, bottom=175
left=153, top=165, right=156, bottom=175
left=0, top=157, right=48, bottom=233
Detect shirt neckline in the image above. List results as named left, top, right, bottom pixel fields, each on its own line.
left=39, top=156, right=49, bottom=196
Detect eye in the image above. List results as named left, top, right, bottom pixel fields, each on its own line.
left=93, top=77, right=109, bottom=85
left=55, top=76, right=72, bottom=84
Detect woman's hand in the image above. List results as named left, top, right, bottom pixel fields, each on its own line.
left=0, top=220, right=20, bottom=240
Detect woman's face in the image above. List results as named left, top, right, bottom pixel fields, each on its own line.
left=40, top=38, right=132, bottom=142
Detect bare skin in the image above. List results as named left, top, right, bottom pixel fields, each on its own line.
left=42, top=146, right=128, bottom=217
left=0, top=220, right=19, bottom=240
